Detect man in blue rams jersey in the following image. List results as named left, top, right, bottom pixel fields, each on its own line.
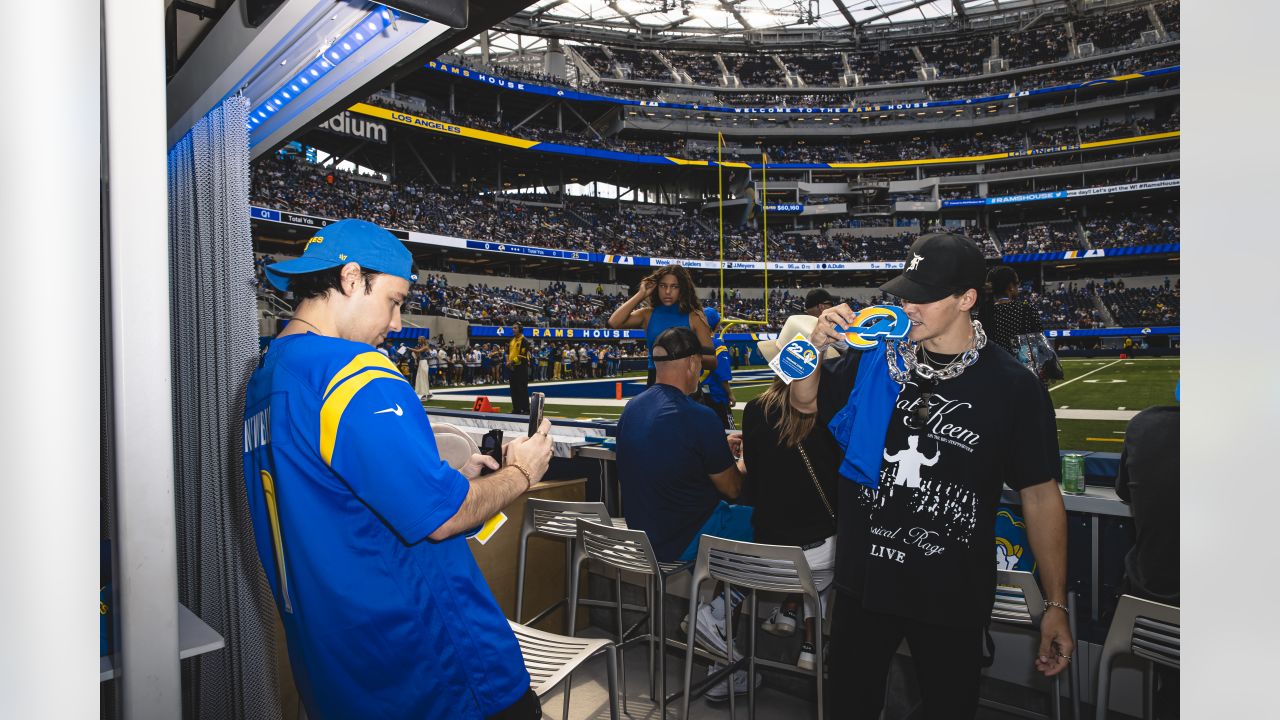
left=698, top=307, right=735, bottom=430
left=243, top=219, right=553, bottom=720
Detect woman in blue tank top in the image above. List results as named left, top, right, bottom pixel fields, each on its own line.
left=607, top=265, right=715, bottom=385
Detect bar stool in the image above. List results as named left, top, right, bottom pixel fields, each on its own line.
left=983, top=570, right=1081, bottom=720
left=569, top=518, right=695, bottom=718
left=508, top=619, right=620, bottom=720
left=1094, top=594, right=1179, bottom=720
left=514, top=498, right=626, bottom=630
left=678, top=534, right=826, bottom=720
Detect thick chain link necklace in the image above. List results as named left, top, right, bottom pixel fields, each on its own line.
left=886, top=320, right=988, bottom=383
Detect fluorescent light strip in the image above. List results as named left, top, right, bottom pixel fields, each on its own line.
left=247, top=6, right=400, bottom=130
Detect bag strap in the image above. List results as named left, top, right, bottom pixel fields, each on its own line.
left=796, top=442, right=836, bottom=521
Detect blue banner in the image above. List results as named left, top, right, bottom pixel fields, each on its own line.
left=468, top=326, right=780, bottom=342
left=427, top=61, right=1179, bottom=116
left=765, top=203, right=804, bottom=213
left=1045, top=326, right=1179, bottom=338
left=943, top=178, right=1180, bottom=209
left=1003, top=243, right=1179, bottom=263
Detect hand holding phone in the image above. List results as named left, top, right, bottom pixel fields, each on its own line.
left=527, top=392, right=545, bottom=437
left=479, top=429, right=503, bottom=475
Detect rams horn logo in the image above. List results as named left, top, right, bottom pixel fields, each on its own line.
left=838, top=305, right=912, bottom=350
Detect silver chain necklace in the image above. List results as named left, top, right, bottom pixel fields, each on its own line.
left=887, top=320, right=988, bottom=383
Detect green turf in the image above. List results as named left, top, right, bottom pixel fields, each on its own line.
left=1050, top=358, right=1179, bottom=410
left=422, top=358, right=1179, bottom=454
left=1055, top=420, right=1131, bottom=453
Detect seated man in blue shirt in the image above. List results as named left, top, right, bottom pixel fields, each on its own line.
left=617, top=326, right=753, bottom=695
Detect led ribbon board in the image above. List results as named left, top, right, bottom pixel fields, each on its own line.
left=837, top=306, right=912, bottom=350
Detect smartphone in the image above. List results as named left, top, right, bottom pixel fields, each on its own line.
left=527, top=392, right=545, bottom=437
left=479, top=429, right=503, bottom=474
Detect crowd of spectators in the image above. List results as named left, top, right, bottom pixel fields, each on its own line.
left=1154, top=0, right=1180, bottom=35
left=1083, top=209, right=1180, bottom=249
left=1026, top=284, right=1105, bottom=329
left=252, top=151, right=1178, bottom=265
left=1099, top=281, right=1180, bottom=326
left=997, top=222, right=1082, bottom=254
left=921, top=36, right=993, bottom=78
left=1073, top=7, right=1153, bottom=51
left=612, top=47, right=672, bottom=82
left=559, top=4, right=1169, bottom=89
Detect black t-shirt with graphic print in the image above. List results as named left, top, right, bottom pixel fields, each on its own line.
left=817, top=344, right=1059, bottom=629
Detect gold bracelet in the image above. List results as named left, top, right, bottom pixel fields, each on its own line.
left=509, top=462, right=534, bottom=490
left=1043, top=600, right=1069, bottom=614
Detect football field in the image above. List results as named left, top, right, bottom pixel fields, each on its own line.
left=424, top=357, right=1179, bottom=454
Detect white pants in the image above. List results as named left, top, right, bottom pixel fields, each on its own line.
left=802, top=535, right=837, bottom=621
left=414, top=361, right=431, bottom=399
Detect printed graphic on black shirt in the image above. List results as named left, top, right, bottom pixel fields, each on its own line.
left=854, top=381, right=985, bottom=561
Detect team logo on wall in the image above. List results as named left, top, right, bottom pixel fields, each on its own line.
left=838, top=306, right=913, bottom=350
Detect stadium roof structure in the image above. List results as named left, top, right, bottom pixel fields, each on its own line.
left=461, top=0, right=1105, bottom=58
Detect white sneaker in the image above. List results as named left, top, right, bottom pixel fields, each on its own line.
left=761, top=605, right=798, bottom=637
left=694, top=603, right=729, bottom=655
left=704, top=663, right=762, bottom=702
left=797, top=641, right=817, bottom=671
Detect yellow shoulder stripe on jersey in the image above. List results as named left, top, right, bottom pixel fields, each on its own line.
left=320, top=368, right=405, bottom=465
left=325, top=352, right=403, bottom=398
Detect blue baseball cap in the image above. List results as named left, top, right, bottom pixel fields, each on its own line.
left=703, top=307, right=721, bottom=328
left=265, top=219, right=415, bottom=292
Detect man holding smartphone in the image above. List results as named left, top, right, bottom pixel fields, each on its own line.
left=242, top=220, right=555, bottom=720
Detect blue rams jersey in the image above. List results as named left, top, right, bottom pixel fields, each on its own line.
left=699, top=339, right=733, bottom=404
left=242, top=333, right=528, bottom=720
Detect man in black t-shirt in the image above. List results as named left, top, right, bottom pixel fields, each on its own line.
left=791, top=233, right=1073, bottom=719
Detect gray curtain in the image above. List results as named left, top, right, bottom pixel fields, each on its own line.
left=168, top=94, right=283, bottom=720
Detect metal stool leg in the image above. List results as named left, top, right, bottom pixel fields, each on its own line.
left=1143, top=660, right=1155, bottom=720
left=680, top=577, right=702, bottom=720
left=615, top=568, right=627, bottom=715
left=1069, top=592, right=1081, bottom=720
left=1094, top=653, right=1114, bottom=720
left=725, top=583, right=736, bottom=720
left=648, top=577, right=656, bottom=703
left=657, top=573, right=668, bottom=719
left=605, top=643, right=621, bottom=720
left=813, top=589, right=825, bottom=720
left=514, top=525, right=531, bottom=622
left=747, top=590, right=758, bottom=720
left=1052, top=675, right=1062, bottom=720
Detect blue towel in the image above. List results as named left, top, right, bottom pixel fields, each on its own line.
left=828, top=342, right=903, bottom=489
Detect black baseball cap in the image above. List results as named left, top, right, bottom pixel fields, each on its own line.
left=805, top=288, right=838, bottom=310
left=880, top=233, right=986, bottom=304
left=651, top=326, right=701, bottom=361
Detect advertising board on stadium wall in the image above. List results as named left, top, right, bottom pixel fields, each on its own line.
left=1045, top=326, right=1179, bottom=338
left=465, top=324, right=1176, bottom=341
left=942, top=178, right=1180, bottom=207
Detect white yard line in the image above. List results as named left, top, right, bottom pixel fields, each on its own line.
left=1049, top=359, right=1124, bottom=392
left=1056, top=409, right=1139, bottom=421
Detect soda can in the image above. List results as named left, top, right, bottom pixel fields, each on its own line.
left=1060, top=454, right=1086, bottom=495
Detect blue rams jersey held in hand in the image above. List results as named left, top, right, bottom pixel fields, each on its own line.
left=242, top=333, right=528, bottom=720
